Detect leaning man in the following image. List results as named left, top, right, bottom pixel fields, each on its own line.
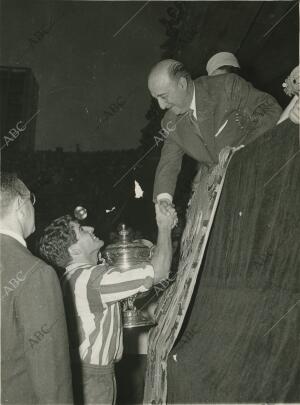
left=39, top=205, right=176, bottom=405
left=148, top=59, right=282, bottom=214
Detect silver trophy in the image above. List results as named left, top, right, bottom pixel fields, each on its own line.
left=103, top=224, right=155, bottom=328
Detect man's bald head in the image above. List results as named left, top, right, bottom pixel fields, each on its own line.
left=0, top=172, right=35, bottom=239
left=0, top=173, right=28, bottom=218
left=148, top=59, right=193, bottom=115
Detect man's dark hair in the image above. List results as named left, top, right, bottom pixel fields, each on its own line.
left=168, top=61, right=191, bottom=82
left=39, top=215, right=78, bottom=268
left=0, top=172, right=28, bottom=217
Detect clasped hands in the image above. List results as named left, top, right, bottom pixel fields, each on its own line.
left=156, top=199, right=178, bottom=229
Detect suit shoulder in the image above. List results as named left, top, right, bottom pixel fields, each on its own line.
left=16, top=254, right=59, bottom=292
left=26, top=258, right=58, bottom=282
left=202, top=73, right=253, bottom=100
left=194, top=75, right=208, bottom=85
left=223, top=73, right=251, bottom=90
left=0, top=236, right=42, bottom=273
left=194, top=74, right=229, bottom=97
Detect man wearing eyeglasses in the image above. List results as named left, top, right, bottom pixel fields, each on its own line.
left=0, top=172, right=73, bottom=404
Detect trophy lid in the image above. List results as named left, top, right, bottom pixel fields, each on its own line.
left=103, top=224, right=151, bottom=269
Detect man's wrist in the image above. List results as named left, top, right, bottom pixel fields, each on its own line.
left=158, top=226, right=172, bottom=234
left=157, top=193, right=173, bottom=203
left=157, top=224, right=171, bottom=233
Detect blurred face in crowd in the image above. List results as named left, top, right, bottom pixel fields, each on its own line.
left=148, top=69, right=191, bottom=115
left=68, top=222, right=104, bottom=264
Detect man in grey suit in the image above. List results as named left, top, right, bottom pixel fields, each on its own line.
left=0, top=173, right=73, bottom=404
left=148, top=59, right=282, bottom=214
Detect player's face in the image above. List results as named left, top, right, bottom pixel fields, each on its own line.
left=71, top=222, right=104, bottom=259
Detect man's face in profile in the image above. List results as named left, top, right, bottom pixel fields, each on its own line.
left=149, top=75, right=189, bottom=115
left=69, top=221, right=104, bottom=261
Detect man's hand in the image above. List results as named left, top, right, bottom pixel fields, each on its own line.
left=155, top=203, right=178, bottom=230
left=157, top=198, right=173, bottom=216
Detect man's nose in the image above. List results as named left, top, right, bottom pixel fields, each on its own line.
left=158, top=98, right=168, bottom=110
left=84, top=226, right=94, bottom=233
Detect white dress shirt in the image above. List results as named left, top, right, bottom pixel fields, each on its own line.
left=190, top=83, right=197, bottom=119
left=157, top=83, right=196, bottom=203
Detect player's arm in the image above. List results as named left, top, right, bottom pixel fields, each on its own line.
left=99, top=206, right=176, bottom=304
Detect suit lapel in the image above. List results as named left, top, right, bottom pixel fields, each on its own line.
left=194, top=78, right=218, bottom=160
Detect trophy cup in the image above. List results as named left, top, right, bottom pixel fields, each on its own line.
left=103, top=224, right=156, bottom=328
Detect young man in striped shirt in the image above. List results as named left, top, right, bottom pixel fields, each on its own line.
left=39, top=204, right=176, bottom=404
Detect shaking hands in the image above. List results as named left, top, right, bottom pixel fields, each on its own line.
left=156, top=199, right=178, bottom=229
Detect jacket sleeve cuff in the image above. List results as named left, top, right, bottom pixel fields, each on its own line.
left=156, top=193, right=173, bottom=203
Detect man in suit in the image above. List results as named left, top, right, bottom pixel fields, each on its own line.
left=148, top=59, right=282, bottom=214
left=0, top=172, right=73, bottom=404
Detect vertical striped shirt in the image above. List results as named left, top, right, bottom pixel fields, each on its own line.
left=62, top=261, right=154, bottom=366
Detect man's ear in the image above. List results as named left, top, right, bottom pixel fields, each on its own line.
left=68, top=244, right=81, bottom=257
left=15, top=196, right=25, bottom=220
left=178, top=76, right=187, bottom=90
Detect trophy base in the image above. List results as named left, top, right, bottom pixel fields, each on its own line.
left=123, top=309, right=156, bottom=329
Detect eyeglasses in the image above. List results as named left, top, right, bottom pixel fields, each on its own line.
left=30, top=192, right=36, bottom=206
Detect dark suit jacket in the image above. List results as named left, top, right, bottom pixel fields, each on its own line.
left=0, top=234, right=73, bottom=404
left=153, top=73, right=282, bottom=200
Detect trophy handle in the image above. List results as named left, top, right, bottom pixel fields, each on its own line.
left=149, top=245, right=156, bottom=259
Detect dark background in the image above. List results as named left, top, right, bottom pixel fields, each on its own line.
left=1, top=0, right=298, bottom=249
